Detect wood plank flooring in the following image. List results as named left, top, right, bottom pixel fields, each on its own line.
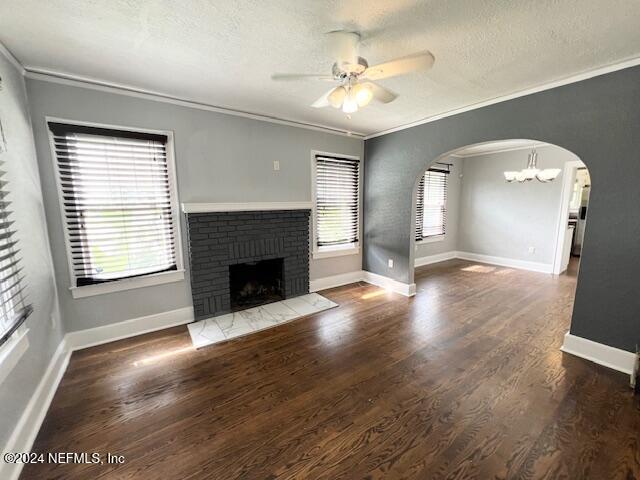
left=22, top=259, right=640, bottom=479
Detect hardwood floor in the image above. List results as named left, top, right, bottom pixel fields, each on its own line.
left=22, top=259, right=639, bottom=479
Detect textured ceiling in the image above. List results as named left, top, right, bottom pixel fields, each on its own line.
left=2, top=0, right=640, bottom=136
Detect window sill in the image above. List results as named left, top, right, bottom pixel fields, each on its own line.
left=70, top=269, right=185, bottom=299
left=313, top=244, right=360, bottom=259
left=0, top=327, right=29, bottom=385
left=417, top=235, right=445, bottom=245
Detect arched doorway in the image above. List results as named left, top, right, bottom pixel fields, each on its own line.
left=409, top=139, right=590, bottom=331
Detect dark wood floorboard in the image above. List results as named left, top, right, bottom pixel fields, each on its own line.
left=21, top=258, right=640, bottom=479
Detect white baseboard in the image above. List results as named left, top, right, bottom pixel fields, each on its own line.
left=0, top=338, right=71, bottom=480
left=1, top=306, right=194, bottom=480
left=415, top=251, right=458, bottom=267
left=311, top=270, right=416, bottom=297
left=455, top=251, right=553, bottom=273
left=65, top=306, right=194, bottom=351
left=310, top=271, right=364, bottom=292
left=362, top=270, right=416, bottom=297
left=561, top=332, right=636, bottom=376
left=414, top=250, right=553, bottom=274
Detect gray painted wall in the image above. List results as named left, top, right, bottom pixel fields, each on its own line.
left=0, top=54, right=61, bottom=448
left=26, top=79, right=363, bottom=333
left=457, top=145, right=579, bottom=265
left=414, top=155, right=462, bottom=259
left=364, top=65, right=640, bottom=353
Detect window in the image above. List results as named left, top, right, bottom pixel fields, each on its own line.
left=313, top=153, right=360, bottom=255
left=48, top=122, right=182, bottom=297
left=0, top=162, right=32, bottom=347
left=415, top=166, right=449, bottom=241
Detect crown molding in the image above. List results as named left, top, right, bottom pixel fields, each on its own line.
left=364, top=55, right=640, bottom=140
left=0, top=40, right=25, bottom=75
left=11, top=47, right=640, bottom=143
left=449, top=141, right=549, bottom=158
left=23, top=67, right=367, bottom=139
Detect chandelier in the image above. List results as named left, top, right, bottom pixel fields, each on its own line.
left=504, top=149, right=561, bottom=183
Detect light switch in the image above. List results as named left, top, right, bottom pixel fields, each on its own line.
left=388, top=258, right=394, bottom=268
left=273, top=160, right=280, bottom=171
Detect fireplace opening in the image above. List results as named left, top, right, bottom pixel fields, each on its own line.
left=229, top=258, right=285, bottom=311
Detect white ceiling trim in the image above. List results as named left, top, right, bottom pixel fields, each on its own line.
left=450, top=141, right=549, bottom=158
left=23, top=67, right=367, bottom=139
left=0, top=40, right=25, bottom=75
left=365, top=55, right=640, bottom=140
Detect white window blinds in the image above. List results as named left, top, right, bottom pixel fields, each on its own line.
left=415, top=167, right=448, bottom=240
left=0, top=162, right=32, bottom=347
left=315, top=154, right=360, bottom=248
left=49, top=123, right=178, bottom=287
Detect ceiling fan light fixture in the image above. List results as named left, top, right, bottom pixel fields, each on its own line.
left=353, top=83, right=373, bottom=107
left=328, top=86, right=346, bottom=108
left=342, top=97, right=358, bottom=113
left=342, top=88, right=359, bottom=113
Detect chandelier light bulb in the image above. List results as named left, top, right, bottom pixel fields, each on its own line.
left=522, top=168, right=539, bottom=181
left=504, top=171, right=518, bottom=182
left=536, top=168, right=562, bottom=182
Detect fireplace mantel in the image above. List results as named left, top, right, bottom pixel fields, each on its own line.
left=181, top=202, right=312, bottom=213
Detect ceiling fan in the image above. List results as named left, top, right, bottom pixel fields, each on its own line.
left=271, top=31, right=435, bottom=114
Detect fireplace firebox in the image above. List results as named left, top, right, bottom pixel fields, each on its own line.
left=229, top=258, right=284, bottom=310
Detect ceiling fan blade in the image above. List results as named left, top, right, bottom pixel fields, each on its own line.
left=311, top=88, right=338, bottom=108
left=271, top=73, right=334, bottom=82
left=362, top=81, right=398, bottom=104
left=326, top=30, right=360, bottom=66
left=363, top=51, right=435, bottom=80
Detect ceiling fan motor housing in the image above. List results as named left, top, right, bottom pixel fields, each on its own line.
left=333, top=57, right=369, bottom=79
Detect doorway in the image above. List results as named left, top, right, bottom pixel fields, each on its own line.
left=551, top=160, right=591, bottom=275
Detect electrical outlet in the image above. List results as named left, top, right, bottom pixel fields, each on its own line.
left=528, top=246, right=536, bottom=255
left=273, top=160, right=280, bottom=171
left=388, top=258, right=394, bottom=268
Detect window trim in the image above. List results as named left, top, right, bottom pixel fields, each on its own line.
left=0, top=325, right=29, bottom=385
left=415, top=169, right=449, bottom=242
left=310, top=150, right=361, bottom=259
left=45, top=117, right=185, bottom=299
left=416, top=234, right=446, bottom=245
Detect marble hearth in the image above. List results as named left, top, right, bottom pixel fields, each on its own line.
left=188, top=292, right=337, bottom=348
